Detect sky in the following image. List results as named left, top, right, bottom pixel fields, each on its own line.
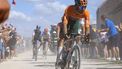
left=6, top=0, right=106, bottom=37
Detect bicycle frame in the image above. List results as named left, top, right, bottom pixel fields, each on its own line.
left=43, top=40, right=49, bottom=56
left=55, top=33, right=81, bottom=69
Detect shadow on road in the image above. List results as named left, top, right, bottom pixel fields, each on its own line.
left=83, top=67, right=122, bottom=69
left=82, top=62, right=122, bottom=67
left=97, top=68, right=122, bottom=69
left=12, top=58, right=33, bottom=62
left=34, top=62, right=55, bottom=67
left=82, top=63, right=108, bottom=65
left=31, top=62, right=55, bottom=64
left=38, top=54, right=56, bottom=56
left=13, top=59, right=32, bottom=61
left=34, top=64, right=54, bottom=67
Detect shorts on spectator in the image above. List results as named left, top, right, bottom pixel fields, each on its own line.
left=109, top=33, right=119, bottom=47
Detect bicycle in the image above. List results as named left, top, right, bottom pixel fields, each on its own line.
left=43, top=40, right=49, bottom=58
left=55, top=33, right=81, bottom=69
left=33, top=40, right=40, bottom=61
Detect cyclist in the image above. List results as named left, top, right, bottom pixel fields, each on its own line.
left=61, top=0, right=90, bottom=56
left=9, top=28, right=17, bottom=57
left=63, top=0, right=90, bottom=38
left=32, top=25, right=41, bottom=59
left=101, top=15, right=120, bottom=61
left=50, top=24, right=58, bottom=53
left=42, top=28, right=50, bottom=56
left=57, top=0, right=90, bottom=66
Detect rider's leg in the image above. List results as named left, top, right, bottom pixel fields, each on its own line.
left=32, top=45, right=34, bottom=58
left=38, top=40, right=42, bottom=50
left=32, top=42, right=36, bottom=59
left=14, top=49, right=16, bottom=57
left=84, top=25, right=90, bottom=36
left=11, top=46, right=16, bottom=57
left=43, top=41, right=47, bottom=56
left=57, top=38, right=64, bottom=59
left=10, top=50, right=13, bottom=58
left=10, top=46, right=14, bottom=58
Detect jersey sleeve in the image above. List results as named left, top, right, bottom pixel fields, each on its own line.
left=63, top=10, right=68, bottom=25
left=84, top=10, right=90, bottom=28
left=84, top=10, right=90, bottom=20
left=63, top=6, right=72, bottom=25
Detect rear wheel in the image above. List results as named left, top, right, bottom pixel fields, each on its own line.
left=43, top=41, right=48, bottom=57
left=33, top=44, right=38, bottom=61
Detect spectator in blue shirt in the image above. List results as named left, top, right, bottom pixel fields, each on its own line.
left=101, top=15, right=120, bottom=61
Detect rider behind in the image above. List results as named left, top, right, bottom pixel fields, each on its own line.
left=32, top=25, right=41, bottom=43
left=32, top=25, right=41, bottom=58
left=9, top=28, right=17, bottom=57
left=42, top=28, right=50, bottom=56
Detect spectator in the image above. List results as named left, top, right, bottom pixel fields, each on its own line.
left=101, top=15, right=120, bottom=61
left=100, top=31, right=109, bottom=60
left=8, top=28, right=17, bottom=57
left=0, top=35, right=5, bottom=61
left=89, top=26, right=99, bottom=58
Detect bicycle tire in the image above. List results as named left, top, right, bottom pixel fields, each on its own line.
left=66, top=45, right=81, bottom=69
left=43, top=41, right=48, bottom=56
left=35, top=47, right=38, bottom=61
left=55, top=47, right=66, bottom=69
left=33, top=44, right=38, bottom=61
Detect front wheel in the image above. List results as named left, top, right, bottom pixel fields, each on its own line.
left=67, top=45, right=81, bottom=69
left=43, top=41, right=48, bottom=56
left=33, top=44, right=38, bottom=61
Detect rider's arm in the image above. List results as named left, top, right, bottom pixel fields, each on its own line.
left=32, top=32, right=35, bottom=42
left=63, top=15, right=68, bottom=35
left=63, top=6, right=70, bottom=35
left=57, top=23, right=60, bottom=39
left=84, top=10, right=90, bottom=35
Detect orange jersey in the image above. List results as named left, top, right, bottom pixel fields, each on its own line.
left=63, top=5, right=90, bottom=28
